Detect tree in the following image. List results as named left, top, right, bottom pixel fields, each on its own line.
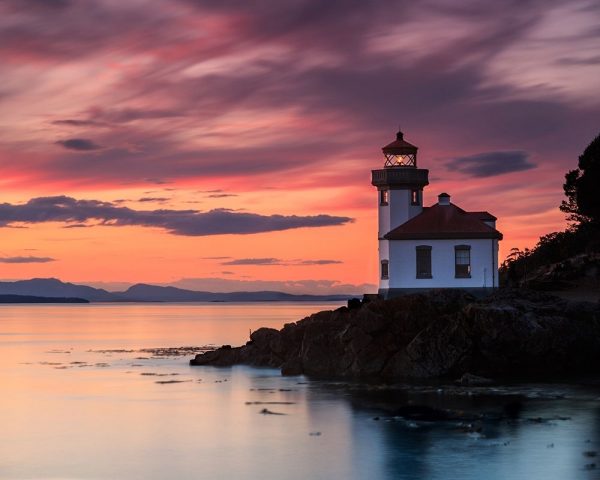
left=560, top=132, right=600, bottom=224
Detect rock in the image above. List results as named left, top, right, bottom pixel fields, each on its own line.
left=456, top=373, right=494, bottom=386
left=259, top=408, right=285, bottom=415
left=190, top=289, right=600, bottom=380
left=281, top=357, right=303, bottom=376
left=347, top=298, right=362, bottom=309
left=392, top=405, right=453, bottom=422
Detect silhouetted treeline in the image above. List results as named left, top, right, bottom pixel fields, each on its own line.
left=501, top=131, right=600, bottom=287
left=500, top=222, right=600, bottom=287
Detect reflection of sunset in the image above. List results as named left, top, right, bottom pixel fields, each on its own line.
left=1, top=303, right=598, bottom=479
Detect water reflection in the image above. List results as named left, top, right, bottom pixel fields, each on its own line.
left=335, top=383, right=600, bottom=480
left=0, top=303, right=599, bottom=479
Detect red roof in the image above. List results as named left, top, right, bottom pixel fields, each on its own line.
left=470, top=211, right=497, bottom=222
left=382, top=138, right=418, bottom=155
left=382, top=131, right=418, bottom=155
left=385, top=203, right=502, bottom=240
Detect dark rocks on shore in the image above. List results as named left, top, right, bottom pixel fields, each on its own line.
left=190, top=289, right=600, bottom=380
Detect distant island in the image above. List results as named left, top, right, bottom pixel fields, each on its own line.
left=0, top=278, right=352, bottom=303
left=0, top=294, right=88, bottom=304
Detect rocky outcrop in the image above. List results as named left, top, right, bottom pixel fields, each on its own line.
left=514, top=252, right=600, bottom=301
left=190, top=289, right=600, bottom=380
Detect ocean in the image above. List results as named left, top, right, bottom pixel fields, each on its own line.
left=0, top=302, right=598, bottom=479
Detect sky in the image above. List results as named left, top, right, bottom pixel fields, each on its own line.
left=0, top=0, right=599, bottom=294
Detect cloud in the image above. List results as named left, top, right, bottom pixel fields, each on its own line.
left=221, top=257, right=342, bottom=266
left=52, top=119, right=106, bottom=127
left=3, top=0, right=71, bottom=10
left=298, top=259, right=342, bottom=265
left=3, top=0, right=593, bottom=192
left=206, top=193, right=238, bottom=198
left=56, top=138, right=103, bottom=151
left=94, top=107, right=184, bottom=123
left=0, top=196, right=352, bottom=236
left=0, top=0, right=598, bottom=269
left=445, top=151, right=536, bottom=178
left=557, top=55, right=600, bottom=66
left=137, top=197, right=170, bottom=203
left=145, top=178, right=170, bottom=185
left=0, top=256, right=55, bottom=263
left=222, top=258, right=281, bottom=265
left=62, top=223, right=91, bottom=228
left=54, top=108, right=185, bottom=127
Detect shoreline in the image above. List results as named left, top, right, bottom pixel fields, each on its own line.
left=191, top=288, right=600, bottom=381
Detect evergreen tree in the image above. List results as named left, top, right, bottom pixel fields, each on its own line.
left=560, top=132, right=600, bottom=224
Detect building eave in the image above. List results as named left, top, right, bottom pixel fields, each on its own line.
left=384, top=232, right=503, bottom=240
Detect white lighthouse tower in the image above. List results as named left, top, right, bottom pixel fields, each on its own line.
left=371, top=130, right=429, bottom=294
left=371, top=130, right=502, bottom=298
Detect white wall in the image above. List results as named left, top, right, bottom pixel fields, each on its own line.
left=378, top=197, right=390, bottom=239
left=378, top=189, right=423, bottom=238
left=378, top=239, right=390, bottom=290
left=388, top=238, right=499, bottom=289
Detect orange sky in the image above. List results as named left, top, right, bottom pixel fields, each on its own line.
left=0, top=0, right=598, bottom=293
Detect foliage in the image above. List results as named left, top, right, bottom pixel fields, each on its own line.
left=560, top=132, right=600, bottom=224
left=502, top=132, right=600, bottom=287
left=500, top=221, right=599, bottom=287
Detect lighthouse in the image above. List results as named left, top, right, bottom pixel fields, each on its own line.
left=372, top=130, right=503, bottom=298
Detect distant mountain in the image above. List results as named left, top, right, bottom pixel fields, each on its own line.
left=0, top=294, right=89, bottom=304
left=0, top=278, right=122, bottom=302
left=0, top=278, right=351, bottom=302
left=118, top=283, right=350, bottom=302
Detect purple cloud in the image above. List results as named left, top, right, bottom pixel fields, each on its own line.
left=0, top=256, right=55, bottom=263
left=299, top=259, right=342, bottom=265
left=221, top=258, right=282, bottom=266
left=56, top=138, right=103, bottom=151
left=137, top=197, right=170, bottom=203
left=445, top=151, right=536, bottom=178
left=221, top=257, right=342, bottom=266
left=52, top=119, right=106, bottom=127
left=0, top=0, right=597, bottom=219
left=0, top=196, right=352, bottom=236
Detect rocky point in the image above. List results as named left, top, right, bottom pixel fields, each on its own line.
left=190, top=289, right=600, bottom=380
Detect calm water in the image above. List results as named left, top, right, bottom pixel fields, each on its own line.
left=1, top=302, right=599, bottom=480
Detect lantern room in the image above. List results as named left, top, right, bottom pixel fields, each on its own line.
left=382, top=130, right=418, bottom=168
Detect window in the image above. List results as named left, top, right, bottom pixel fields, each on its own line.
left=411, top=189, right=420, bottom=206
left=381, top=260, right=389, bottom=279
left=380, top=189, right=389, bottom=206
left=455, top=245, right=471, bottom=278
left=416, top=246, right=432, bottom=278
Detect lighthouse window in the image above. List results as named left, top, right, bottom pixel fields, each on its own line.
left=416, top=246, right=432, bottom=278
left=381, top=260, right=389, bottom=279
left=380, top=190, right=389, bottom=206
left=455, top=245, right=471, bottom=278
left=411, top=189, right=420, bottom=206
